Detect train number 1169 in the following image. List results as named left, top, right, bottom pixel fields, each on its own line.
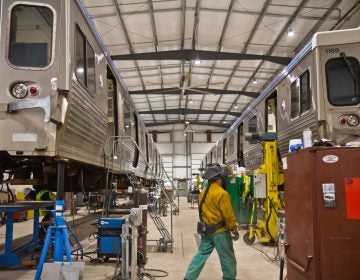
left=325, top=47, right=340, bottom=54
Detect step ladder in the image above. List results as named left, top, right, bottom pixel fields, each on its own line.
left=154, top=178, right=179, bottom=215
left=126, top=172, right=172, bottom=247
left=148, top=204, right=172, bottom=247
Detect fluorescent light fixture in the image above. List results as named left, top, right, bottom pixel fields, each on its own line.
left=194, top=59, right=202, bottom=65
left=287, top=28, right=294, bottom=37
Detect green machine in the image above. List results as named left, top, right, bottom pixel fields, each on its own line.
left=226, top=175, right=256, bottom=227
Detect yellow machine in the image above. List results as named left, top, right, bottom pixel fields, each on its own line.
left=243, top=133, right=284, bottom=245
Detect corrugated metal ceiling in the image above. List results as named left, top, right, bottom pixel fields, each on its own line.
left=83, top=0, right=359, bottom=131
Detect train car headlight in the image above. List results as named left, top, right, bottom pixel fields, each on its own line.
left=347, top=115, right=359, bottom=127
left=11, top=83, right=28, bottom=99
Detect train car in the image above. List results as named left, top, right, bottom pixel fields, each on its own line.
left=0, top=0, right=162, bottom=192
left=204, top=26, right=360, bottom=172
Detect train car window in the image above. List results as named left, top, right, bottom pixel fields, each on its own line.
left=291, top=71, right=311, bottom=118
left=133, top=113, right=139, bottom=168
left=248, top=116, right=257, bottom=133
left=326, top=57, right=360, bottom=106
left=265, top=92, right=277, bottom=132
left=141, top=129, right=146, bottom=151
left=229, top=134, right=235, bottom=156
left=217, top=145, right=222, bottom=163
left=223, top=138, right=227, bottom=164
left=9, top=5, right=54, bottom=68
left=290, top=80, right=300, bottom=118
left=86, top=42, right=96, bottom=95
left=300, top=71, right=311, bottom=113
left=75, top=27, right=86, bottom=85
left=124, top=103, right=131, bottom=135
left=75, top=26, right=96, bottom=95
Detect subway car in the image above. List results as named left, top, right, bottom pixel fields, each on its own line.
left=203, top=26, right=360, bottom=172
left=0, top=0, right=163, bottom=192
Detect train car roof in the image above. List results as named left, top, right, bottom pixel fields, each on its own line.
left=312, top=26, right=360, bottom=49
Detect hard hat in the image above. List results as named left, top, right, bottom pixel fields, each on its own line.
left=23, top=187, right=34, bottom=198
left=202, top=164, right=228, bottom=181
left=239, top=167, right=246, bottom=172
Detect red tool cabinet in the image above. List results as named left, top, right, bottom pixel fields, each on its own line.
left=284, top=147, right=360, bottom=280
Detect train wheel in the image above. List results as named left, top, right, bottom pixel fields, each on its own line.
left=243, top=231, right=255, bottom=245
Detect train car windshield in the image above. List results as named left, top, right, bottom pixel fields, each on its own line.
left=8, top=5, right=54, bottom=68
left=326, top=56, right=360, bottom=106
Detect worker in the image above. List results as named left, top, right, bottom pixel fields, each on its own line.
left=36, top=189, right=56, bottom=216
left=184, top=164, right=239, bottom=280
left=238, top=167, right=251, bottom=204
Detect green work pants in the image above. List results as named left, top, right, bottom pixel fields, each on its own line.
left=184, top=231, right=237, bottom=280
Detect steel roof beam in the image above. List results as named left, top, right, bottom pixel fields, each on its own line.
left=111, top=0, right=155, bottom=122
left=221, top=0, right=312, bottom=124
left=139, top=108, right=241, bottom=117
left=144, top=121, right=229, bottom=128
left=129, top=88, right=259, bottom=98
left=110, top=50, right=291, bottom=65
left=198, top=0, right=236, bottom=122
left=90, top=7, right=338, bottom=21
left=208, top=0, right=272, bottom=123
left=148, top=0, right=167, bottom=121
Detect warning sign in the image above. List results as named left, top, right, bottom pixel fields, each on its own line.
left=345, top=178, right=360, bottom=219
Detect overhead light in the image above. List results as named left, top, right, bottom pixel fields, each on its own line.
left=287, top=28, right=295, bottom=37
left=234, top=104, right=238, bottom=109
left=252, top=79, right=259, bottom=85
left=194, top=59, right=202, bottom=65
left=188, top=99, right=194, bottom=104
left=222, top=121, right=227, bottom=124
left=185, top=121, right=190, bottom=124
left=184, top=133, right=187, bottom=136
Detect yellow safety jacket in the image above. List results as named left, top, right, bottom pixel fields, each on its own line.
left=199, top=181, right=237, bottom=234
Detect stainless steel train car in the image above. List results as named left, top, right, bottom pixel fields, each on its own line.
left=203, top=27, right=360, bottom=172
left=0, top=0, right=163, bottom=192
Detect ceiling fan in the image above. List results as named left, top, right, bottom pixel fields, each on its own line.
left=145, top=72, right=224, bottom=99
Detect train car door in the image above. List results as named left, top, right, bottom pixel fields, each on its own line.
left=132, top=112, right=139, bottom=168
left=237, top=123, right=244, bottom=166
left=265, top=91, right=277, bottom=133
left=107, top=67, right=119, bottom=137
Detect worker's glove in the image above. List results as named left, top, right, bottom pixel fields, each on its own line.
left=231, top=230, right=239, bottom=241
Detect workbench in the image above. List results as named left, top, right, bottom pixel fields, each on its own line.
left=0, top=201, right=53, bottom=267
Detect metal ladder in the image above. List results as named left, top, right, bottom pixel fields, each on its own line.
left=154, top=177, right=179, bottom=215
left=126, top=172, right=172, bottom=247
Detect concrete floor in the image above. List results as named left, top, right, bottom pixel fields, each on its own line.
left=0, top=198, right=282, bottom=279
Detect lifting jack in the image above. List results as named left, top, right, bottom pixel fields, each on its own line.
left=243, top=133, right=284, bottom=245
